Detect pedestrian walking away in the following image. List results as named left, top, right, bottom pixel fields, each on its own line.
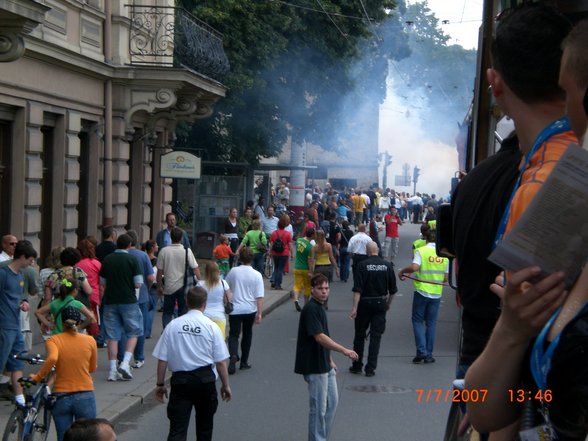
left=153, top=287, right=231, bottom=441
left=225, top=247, right=264, bottom=375
left=99, top=234, right=144, bottom=381
left=349, top=242, right=397, bottom=377
left=292, top=228, right=316, bottom=311
left=398, top=227, right=448, bottom=364
left=156, top=227, right=201, bottom=328
left=346, top=224, right=373, bottom=287
left=294, top=273, right=358, bottom=441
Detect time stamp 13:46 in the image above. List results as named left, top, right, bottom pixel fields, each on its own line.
left=415, top=389, right=553, bottom=403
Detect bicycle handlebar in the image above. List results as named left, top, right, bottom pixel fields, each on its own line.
left=13, top=354, right=46, bottom=365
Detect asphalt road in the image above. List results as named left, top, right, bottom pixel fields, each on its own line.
left=116, top=223, right=460, bottom=441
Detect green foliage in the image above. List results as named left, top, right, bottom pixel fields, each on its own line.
left=176, top=0, right=405, bottom=164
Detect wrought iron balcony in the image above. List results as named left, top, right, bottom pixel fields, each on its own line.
left=128, top=5, right=230, bottom=79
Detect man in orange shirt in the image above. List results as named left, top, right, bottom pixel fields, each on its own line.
left=486, top=5, right=577, bottom=238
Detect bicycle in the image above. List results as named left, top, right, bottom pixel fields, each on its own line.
left=2, top=354, right=53, bottom=441
left=263, top=252, right=274, bottom=279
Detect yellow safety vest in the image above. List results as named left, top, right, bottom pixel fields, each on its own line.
left=427, top=220, right=437, bottom=230
left=412, top=239, right=426, bottom=255
left=413, top=245, right=447, bottom=297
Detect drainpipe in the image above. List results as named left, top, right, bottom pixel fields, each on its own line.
left=103, top=0, right=113, bottom=226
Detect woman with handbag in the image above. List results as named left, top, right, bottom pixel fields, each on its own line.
left=26, top=306, right=98, bottom=441
left=198, top=262, right=233, bottom=338
left=236, top=219, right=267, bottom=275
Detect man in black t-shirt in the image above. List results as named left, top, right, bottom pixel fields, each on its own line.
left=294, top=274, right=357, bottom=441
left=451, top=135, right=521, bottom=376
left=349, top=242, right=397, bottom=377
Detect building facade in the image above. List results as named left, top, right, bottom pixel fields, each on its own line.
left=0, top=0, right=227, bottom=259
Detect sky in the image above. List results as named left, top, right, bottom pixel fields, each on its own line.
left=378, top=0, right=484, bottom=198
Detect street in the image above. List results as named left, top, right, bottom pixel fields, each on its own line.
left=116, top=223, right=460, bottom=441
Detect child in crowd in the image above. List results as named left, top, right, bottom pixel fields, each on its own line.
left=213, top=235, right=234, bottom=278
left=35, top=278, right=96, bottom=335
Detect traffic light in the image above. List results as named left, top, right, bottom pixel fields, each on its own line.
left=413, top=166, right=420, bottom=183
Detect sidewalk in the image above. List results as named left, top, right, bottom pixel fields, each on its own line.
left=0, top=269, right=294, bottom=435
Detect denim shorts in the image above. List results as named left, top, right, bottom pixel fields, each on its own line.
left=0, top=328, right=25, bottom=372
left=103, top=303, right=144, bottom=340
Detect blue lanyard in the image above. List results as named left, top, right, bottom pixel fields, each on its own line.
left=531, top=300, right=588, bottom=391
left=530, top=307, right=563, bottom=391
left=493, top=117, right=571, bottom=250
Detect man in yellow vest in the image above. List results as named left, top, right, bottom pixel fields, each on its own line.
left=399, top=227, right=448, bottom=364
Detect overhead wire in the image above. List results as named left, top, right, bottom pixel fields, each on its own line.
left=270, top=0, right=365, bottom=20
left=314, top=0, right=349, bottom=38
left=357, top=0, right=382, bottom=40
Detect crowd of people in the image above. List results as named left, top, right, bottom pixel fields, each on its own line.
left=0, top=178, right=450, bottom=441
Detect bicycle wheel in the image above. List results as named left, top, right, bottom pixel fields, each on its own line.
left=264, top=254, right=274, bottom=279
left=2, top=408, right=23, bottom=441
left=27, top=402, right=50, bottom=441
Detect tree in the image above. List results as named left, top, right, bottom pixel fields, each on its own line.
left=176, top=0, right=406, bottom=165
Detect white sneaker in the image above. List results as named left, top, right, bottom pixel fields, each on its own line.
left=107, top=370, right=122, bottom=382
left=118, top=363, right=133, bottom=380
left=131, top=360, right=144, bottom=369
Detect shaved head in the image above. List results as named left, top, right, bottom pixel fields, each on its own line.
left=366, top=242, right=379, bottom=256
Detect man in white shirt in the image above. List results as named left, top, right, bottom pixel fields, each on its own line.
left=153, top=287, right=231, bottom=441
left=347, top=224, right=374, bottom=288
left=157, top=227, right=201, bottom=328
left=407, top=193, right=424, bottom=224
left=225, top=247, right=264, bottom=375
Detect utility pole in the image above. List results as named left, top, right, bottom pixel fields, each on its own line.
left=379, top=151, right=393, bottom=190
left=413, top=165, right=420, bottom=194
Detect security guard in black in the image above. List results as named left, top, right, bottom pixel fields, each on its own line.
left=349, top=242, right=397, bottom=376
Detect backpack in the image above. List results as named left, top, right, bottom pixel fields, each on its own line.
left=272, top=231, right=285, bottom=253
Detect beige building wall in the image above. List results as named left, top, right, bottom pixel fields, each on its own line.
left=0, top=0, right=226, bottom=260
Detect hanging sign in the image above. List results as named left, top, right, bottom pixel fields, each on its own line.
left=160, top=151, right=201, bottom=179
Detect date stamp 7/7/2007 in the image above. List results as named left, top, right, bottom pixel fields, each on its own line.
left=415, top=389, right=488, bottom=403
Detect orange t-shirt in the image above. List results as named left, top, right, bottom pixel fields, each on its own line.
left=505, top=130, right=577, bottom=236
left=213, top=243, right=232, bottom=260
left=31, top=331, right=97, bottom=393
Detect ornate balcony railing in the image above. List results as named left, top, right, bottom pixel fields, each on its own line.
left=128, top=5, right=230, bottom=79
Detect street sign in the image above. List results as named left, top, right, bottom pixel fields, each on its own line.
left=160, top=151, right=201, bottom=179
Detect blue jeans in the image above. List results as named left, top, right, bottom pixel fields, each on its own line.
left=339, top=247, right=350, bottom=282
left=303, top=369, right=338, bottom=441
left=272, top=255, right=288, bottom=288
left=52, top=391, right=96, bottom=441
left=102, top=303, right=143, bottom=340
left=411, top=292, right=441, bottom=358
left=145, top=290, right=158, bottom=338
left=0, top=328, right=25, bottom=372
left=163, top=287, right=186, bottom=328
left=118, top=301, right=149, bottom=362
